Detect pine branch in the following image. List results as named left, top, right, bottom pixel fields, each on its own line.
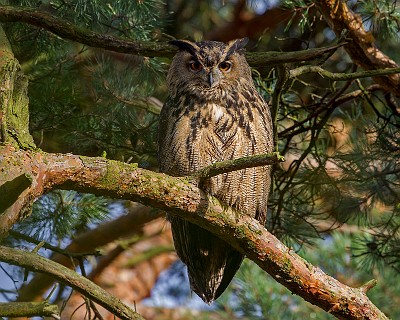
left=0, top=246, right=143, bottom=320
left=8, top=230, right=102, bottom=258
left=0, top=12, right=391, bottom=319
left=0, top=5, right=343, bottom=66
left=315, top=0, right=400, bottom=96
left=0, top=5, right=174, bottom=58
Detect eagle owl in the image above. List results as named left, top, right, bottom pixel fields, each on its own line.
left=158, top=38, right=273, bottom=303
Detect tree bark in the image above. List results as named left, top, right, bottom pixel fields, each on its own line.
left=0, top=302, right=58, bottom=318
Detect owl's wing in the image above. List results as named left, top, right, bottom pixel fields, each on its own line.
left=158, top=97, right=191, bottom=176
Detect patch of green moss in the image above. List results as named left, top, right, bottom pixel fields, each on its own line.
left=0, top=50, right=35, bottom=150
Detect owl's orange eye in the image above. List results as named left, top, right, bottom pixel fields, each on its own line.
left=189, top=61, right=203, bottom=72
left=219, top=61, right=232, bottom=72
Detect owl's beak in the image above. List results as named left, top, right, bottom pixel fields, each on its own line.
left=207, top=69, right=221, bottom=87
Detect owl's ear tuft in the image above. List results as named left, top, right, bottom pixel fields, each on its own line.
left=225, top=38, right=249, bottom=58
left=169, top=40, right=199, bottom=56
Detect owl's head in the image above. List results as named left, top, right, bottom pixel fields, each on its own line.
left=167, top=38, right=252, bottom=95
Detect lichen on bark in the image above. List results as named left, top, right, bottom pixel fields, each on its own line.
left=0, top=25, right=35, bottom=149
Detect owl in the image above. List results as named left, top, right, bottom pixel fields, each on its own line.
left=158, top=38, right=273, bottom=303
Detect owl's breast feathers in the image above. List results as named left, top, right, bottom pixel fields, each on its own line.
left=159, top=82, right=273, bottom=222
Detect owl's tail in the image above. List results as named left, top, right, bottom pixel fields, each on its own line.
left=169, top=215, right=243, bottom=303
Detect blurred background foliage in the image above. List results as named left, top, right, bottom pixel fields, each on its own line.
left=0, top=0, right=399, bottom=319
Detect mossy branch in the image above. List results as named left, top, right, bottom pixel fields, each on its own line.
left=0, top=301, right=59, bottom=318
left=0, top=26, right=35, bottom=149
left=0, top=5, right=342, bottom=66
left=0, top=245, right=144, bottom=320
left=0, top=149, right=388, bottom=320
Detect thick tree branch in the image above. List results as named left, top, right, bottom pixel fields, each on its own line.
left=0, top=148, right=388, bottom=319
left=0, top=5, right=342, bottom=66
left=0, top=174, right=32, bottom=213
left=0, top=5, right=174, bottom=58
left=0, top=245, right=143, bottom=320
left=315, top=0, right=400, bottom=96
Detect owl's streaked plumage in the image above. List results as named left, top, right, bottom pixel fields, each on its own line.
left=158, top=38, right=273, bottom=303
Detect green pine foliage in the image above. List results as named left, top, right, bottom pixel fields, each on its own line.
left=6, top=0, right=166, bottom=164
left=14, top=190, right=111, bottom=241
left=357, top=0, right=400, bottom=40
left=250, top=1, right=400, bottom=275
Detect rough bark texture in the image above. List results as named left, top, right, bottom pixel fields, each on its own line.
left=0, top=26, right=35, bottom=149
left=0, top=302, right=58, bottom=318
left=315, top=0, right=400, bottom=96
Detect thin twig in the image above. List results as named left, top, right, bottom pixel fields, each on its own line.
left=360, top=279, right=378, bottom=293
left=289, top=65, right=400, bottom=81
left=79, top=259, right=105, bottom=320
left=8, top=230, right=101, bottom=258
left=192, top=152, right=284, bottom=182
